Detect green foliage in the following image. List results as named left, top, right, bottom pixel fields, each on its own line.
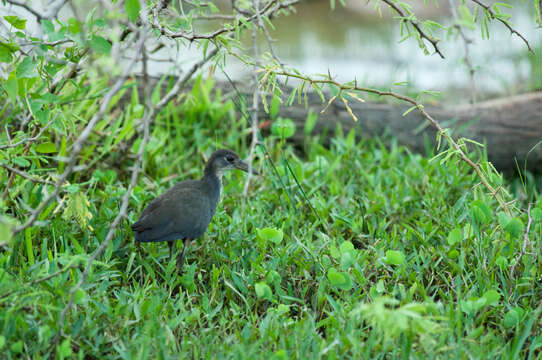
left=0, top=0, right=540, bottom=358
left=1, top=84, right=541, bottom=358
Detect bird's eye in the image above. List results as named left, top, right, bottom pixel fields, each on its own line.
left=226, top=155, right=235, bottom=163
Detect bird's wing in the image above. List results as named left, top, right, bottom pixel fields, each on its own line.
left=131, top=183, right=213, bottom=242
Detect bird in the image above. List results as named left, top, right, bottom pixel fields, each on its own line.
left=131, top=149, right=259, bottom=270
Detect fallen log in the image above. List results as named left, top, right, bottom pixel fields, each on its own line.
left=257, top=90, right=542, bottom=173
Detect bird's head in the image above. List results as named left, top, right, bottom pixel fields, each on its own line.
left=205, top=149, right=259, bottom=177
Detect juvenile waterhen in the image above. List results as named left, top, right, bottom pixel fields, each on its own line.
left=131, top=149, right=258, bottom=270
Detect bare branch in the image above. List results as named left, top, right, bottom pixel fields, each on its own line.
left=448, top=0, right=476, bottom=104
left=470, top=0, right=533, bottom=53
left=380, top=0, right=445, bottom=59
left=3, top=0, right=43, bottom=21
left=243, top=0, right=261, bottom=197
left=510, top=204, right=534, bottom=281
left=3, top=0, right=69, bottom=22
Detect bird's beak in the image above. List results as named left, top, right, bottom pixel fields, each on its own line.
left=236, top=160, right=260, bottom=175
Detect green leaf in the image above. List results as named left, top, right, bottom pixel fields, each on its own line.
left=16, top=56, right=38, bottom=79
left=504, top=218, right=524, bottom=238
left=503, top=308, right=521, bottom=328
left=482, top=289, right=501, bottom=306
left=339, top=241, right=354, bottom=254
left=385, top=250, right=405, bottom=266
left=0, top=42, right=18, bottom=63
left=0, top=335, right=5, bottom=350
left=132, top=104, right=144, bottom=118
left=447, top=249, right=459, bottom=259
left=256, top=227, right=283, bottom=244
left=12, top=157, right=30, bottom=167
left=35, top=142, right=58, bottom=154
left=327, top=267, right=352, bottom=290
left=125, top=0, right=141, bottom=22
left=255, top=282, right=272, bottom=300
left=340, top=251, right=353, bottom=270
left=59, top=338, right=72, bottom=357
left=4, top=72, right=18, bottom=101
left=3, top=15, right=27, bottom=30
left=89, top=36, right=111, bottom=55
left=497, top=211, right=511, bottom=228
left=271, top=117, right=296, bottom=138
left=495, top=256, right=508, bottom=270
left=41, top=19, right=54, bottom=34
left=530, top=208, right=542, bottom=221
left=68, top=18, right=82, bottom=34
left=270, top=95, right=280, bottom=119
left=447, top=228, right=461, bottom=245
left=470, top=200, right=491, bottom=224
left=10, top=340, right=23, bottom=353
left=73, top=289, right=87, bottom=304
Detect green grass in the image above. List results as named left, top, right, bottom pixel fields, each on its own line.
left=1, top=77, right=541, bottom=359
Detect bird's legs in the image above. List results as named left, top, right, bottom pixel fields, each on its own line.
left=168, top=241, right=175, bottom=262
left=177, top=238, right=191, bottom=271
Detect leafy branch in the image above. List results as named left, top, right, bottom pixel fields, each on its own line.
left=378, top=0, right=445, bottom=58
left=261, top=68, right=512, bottom=214
left=470, top=0, right=534, bottom=53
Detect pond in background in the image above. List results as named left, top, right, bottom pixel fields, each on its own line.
left=183, top=0, right=541, bottom=103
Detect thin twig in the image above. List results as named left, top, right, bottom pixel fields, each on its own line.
left=150, top=0, right=297, bottom=41
left=243, top=0, right=261, bottom=197
left=253, top=0, right=283, bottom=66
left=470, top=0, right=533, bottom=53
left=0, top=119, right=55, bottom=150
left=3, top=0, right=44, bottom=21
left=3, top=0, right=69, bottom=22
left=448, top=0, right=476, bottom=104
left=380, top=0, right=445, bottom=59
left=0, top=163, right=56, bottom=186
left=510, top=204, right=533, bottom=281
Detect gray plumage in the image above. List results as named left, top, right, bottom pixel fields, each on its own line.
left=131, top=149, right=258, bottom=269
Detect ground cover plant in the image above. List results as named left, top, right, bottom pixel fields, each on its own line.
left=1, top=0, right=541, bottom=358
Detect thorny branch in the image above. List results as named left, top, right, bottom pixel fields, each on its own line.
left=470, top=0, right=533, bottom=53
left=265, top=69, right=511, bottom=214
left=379, top=0, right=445, bottom=59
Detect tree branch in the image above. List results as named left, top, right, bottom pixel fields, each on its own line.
left=470, top=0, right=533, bottom=53
left=265, top=69, right=511, bottom=214
left=0, top=163, right=56, bottom=186
left=380, top=0, right=445, bottom=59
